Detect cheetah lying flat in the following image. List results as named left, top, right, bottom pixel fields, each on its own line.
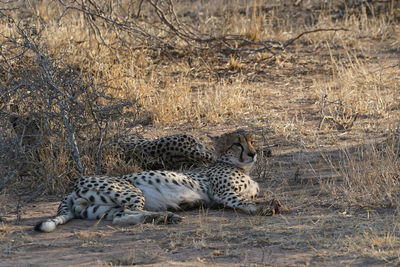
left=113, top=133, right=215, bottom=170
left=35, top=129, right=280, bottom=232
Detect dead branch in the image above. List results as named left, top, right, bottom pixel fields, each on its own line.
left=283, top=28, right=349, bottom=49
left=55, top=0, right=347, bottom=57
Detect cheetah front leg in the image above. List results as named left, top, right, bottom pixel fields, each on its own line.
left=112, top=210, right=182, bottom=225
left=212, top=190, right=280, bottom=216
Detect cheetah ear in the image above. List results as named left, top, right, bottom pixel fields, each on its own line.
left=207, top=133, right=217, bottom=141
left=207, top=133, right=218, bottom=147
left=207, top=133, right=222, bottom=146
left=245, top=132, right=254, bottom=142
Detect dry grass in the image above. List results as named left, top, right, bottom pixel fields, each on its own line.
left=321, top=133, right=400, bottom=209
left=0, top=0, right=400, bottom=265
left=342, top=217, right=400, bottom=264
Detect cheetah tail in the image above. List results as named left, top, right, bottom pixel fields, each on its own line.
left=34, top=194, right=74, bottom=232
left=34, top=213, right=74, bottom=232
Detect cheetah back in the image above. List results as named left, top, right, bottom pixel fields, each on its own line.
left=115, top=134, right=215, bottom=170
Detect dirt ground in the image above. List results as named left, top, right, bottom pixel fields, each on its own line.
left=0, top=128, right=397, bottom=266
left=0, top=205, right=387, bottom=266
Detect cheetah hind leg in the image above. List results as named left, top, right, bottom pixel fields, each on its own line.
left=112, top=210, right=182, bottom=226
left=73, top=198, right=89, bottom=213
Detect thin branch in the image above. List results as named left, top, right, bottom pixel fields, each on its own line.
left=54, top=88, right=84, bottom=176
left=13, top=22, right=84, bottom=177
left=22, top=173, right=64, bottom=204
left=85, top=12, right=121, bottom=64
left=96, top=121, right=109, bottom=175
left=283, top=28, right=349, bottom=49
left=0, top=171, right=16, bottom=192
left=136, top=0, right=144, bottom=18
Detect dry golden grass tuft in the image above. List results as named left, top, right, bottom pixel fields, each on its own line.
left=343, top=222, right=400, bottom=264
left=321, top=134, right=400, bottom=209
left=318, top=52, right=400, bottom=118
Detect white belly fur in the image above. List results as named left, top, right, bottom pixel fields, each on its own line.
left=134, top=173, right=210, bottom=211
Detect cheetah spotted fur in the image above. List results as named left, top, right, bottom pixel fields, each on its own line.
left=114, top=133, right=215, bottom=170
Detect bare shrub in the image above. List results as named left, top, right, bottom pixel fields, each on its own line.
left=0, top=17, right=139, bottom=198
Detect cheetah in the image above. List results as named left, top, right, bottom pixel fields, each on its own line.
left=113, top=134, right=215, bottom=170
left=35, top=129, right=280, bottom=232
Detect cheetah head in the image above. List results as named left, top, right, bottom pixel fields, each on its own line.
left=208, top=129, right=256, bottom=172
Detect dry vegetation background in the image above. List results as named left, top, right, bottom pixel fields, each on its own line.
left=0, top=0, right=399, bottom=266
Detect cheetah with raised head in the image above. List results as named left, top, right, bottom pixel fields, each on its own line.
left=35, top=129, right=280, bottom=232
left=114, top=133, right=215, bottom=170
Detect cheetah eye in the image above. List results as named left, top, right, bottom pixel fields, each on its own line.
left=233, top=143, right=244, bottom=150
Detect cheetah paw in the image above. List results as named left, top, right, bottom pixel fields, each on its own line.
left=256, top=198, right=281, bottom=216
left=154, top=212, right=183, bottom=225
